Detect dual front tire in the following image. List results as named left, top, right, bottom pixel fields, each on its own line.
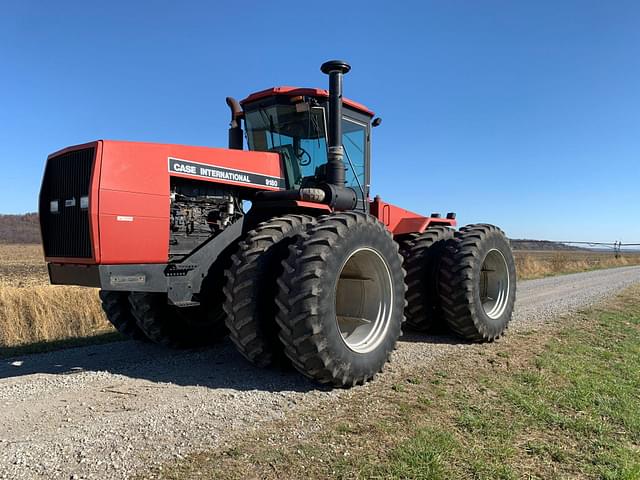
left=100, top=291, right=228, bottom=347
left=102, top=211, right=404, bottom=387
left=222, top=215, right=316, bottom=367
left=275, top=212, right=406, bottom=386
left=223, top=212, right=406, bottom=386
left=99, top=253, right=231, bottom=347
left=99, top=291, right=148, bottom=341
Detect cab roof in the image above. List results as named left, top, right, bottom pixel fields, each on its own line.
left=241, top=86, right=374, bottom=117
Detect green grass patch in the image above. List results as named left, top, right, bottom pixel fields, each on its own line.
left=359, top=292, right=640, bottom=479
left=155, top=286, right=640, bottom=480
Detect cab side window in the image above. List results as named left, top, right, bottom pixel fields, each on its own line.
left=342, top=118, right=367, bottom=202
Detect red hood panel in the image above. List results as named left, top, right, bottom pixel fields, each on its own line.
left=43, top=140, right=284, bottom=265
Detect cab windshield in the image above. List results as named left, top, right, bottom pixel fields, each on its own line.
left=244, top=102, right=367, bottom=205
left=244, top=104, right=328, bottom=189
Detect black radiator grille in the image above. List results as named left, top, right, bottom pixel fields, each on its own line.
left=39, top=147, right=95, bottom=258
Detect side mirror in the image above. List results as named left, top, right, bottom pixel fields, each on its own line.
left=372, top=117, right=382, bottom=127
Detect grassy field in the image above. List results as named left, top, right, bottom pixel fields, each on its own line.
left=515, top=249, right=640, bottom=280
left=157, top=285, right=640, bottom=480
left=0, top=244, right=111, bottom=352
left=0, top=244, right=639, bottom=350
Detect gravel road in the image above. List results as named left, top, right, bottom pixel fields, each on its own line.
left=2, top=266, right=640, bottom=479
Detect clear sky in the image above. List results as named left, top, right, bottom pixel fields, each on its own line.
left=1, top=1, right=639, bottom=242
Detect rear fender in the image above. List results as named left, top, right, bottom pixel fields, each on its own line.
left=369, top=196, right=456, bottom=235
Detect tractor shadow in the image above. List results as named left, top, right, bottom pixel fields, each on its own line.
left=399, top=326, right=468, bottom=345
left=0, top=338, right=324, bottom=393
left=0, top=329, right=468, bottom=392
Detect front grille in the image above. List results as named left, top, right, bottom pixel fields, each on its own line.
left=39, top=147, right=95, bottom=258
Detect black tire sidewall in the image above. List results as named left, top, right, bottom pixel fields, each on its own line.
left=469, top=231, right=516, bottom=337
left=402, top=227, right=454, bottom=331
left=311, top=220, right=405, bottom=379
left=225, top=215, right=314, bottom=365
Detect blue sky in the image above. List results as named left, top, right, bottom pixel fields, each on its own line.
left=1, top=1, right=638, bottom=242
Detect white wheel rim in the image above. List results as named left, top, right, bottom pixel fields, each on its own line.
left=480, top=248, right=510, bottom=319
left=334, top=247, right=394, bottom=353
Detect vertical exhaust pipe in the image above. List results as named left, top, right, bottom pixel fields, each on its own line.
left=321, top=60, right=351, bottom=187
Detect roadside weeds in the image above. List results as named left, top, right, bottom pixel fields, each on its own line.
left=515, top=251, right=640, bottom=280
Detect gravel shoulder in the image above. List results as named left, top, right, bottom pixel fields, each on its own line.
left=1, top=266, right=640, bottom=479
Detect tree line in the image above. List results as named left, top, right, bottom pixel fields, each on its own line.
left=0, top=213, right=41, bottom=244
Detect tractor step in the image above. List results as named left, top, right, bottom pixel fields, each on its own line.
left=172, top=300, right=200, bottom=308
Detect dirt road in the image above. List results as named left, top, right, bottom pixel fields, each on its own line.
left=2, top=266, right=640, bottom=479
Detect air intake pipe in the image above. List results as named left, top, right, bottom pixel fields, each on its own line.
left=226, top=97, right=244, bottom=150
left=319, top=60, right=358, bottom=210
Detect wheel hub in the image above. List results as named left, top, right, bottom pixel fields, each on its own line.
left=335, top=247, right=394, bottom=353
left=480, top=248, right=510, bottom=319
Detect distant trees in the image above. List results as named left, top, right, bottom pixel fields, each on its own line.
left=510, top=239, right=585, bottom=251
left=0, top=213, right=41, bottom=244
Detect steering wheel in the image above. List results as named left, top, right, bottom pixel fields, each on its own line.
left=296, top=147, right=312, bottom=166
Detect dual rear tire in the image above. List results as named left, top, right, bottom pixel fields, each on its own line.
left=438, top=224, right=516, bottom=341
left=399, top=226, right=454, bottom=331
left=399, top=223, right=516, bottom=341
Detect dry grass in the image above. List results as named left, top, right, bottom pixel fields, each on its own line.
left=0, top=243, right=48, bottom=285
left=0, top=282, right=109, bottom=348
left=0, top=244, right=111, bottom=349
left=514, top=250, right=640, bottom=280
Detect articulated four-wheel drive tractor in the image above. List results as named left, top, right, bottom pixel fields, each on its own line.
left=39, top=60, right=516, bottom=387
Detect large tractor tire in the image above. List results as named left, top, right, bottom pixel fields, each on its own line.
left=276, top=212, right=406, bottom=387
left=399, top=226, right=454, bottom=331
left=128, top=292, right=227, bottom=348
left=99, top=291, right=148, bottom=341
left=438, top=224, right=516, bottom=341
left=127, top=244, right=233, bottom=348
left=224, top=214, right=315, bottom=367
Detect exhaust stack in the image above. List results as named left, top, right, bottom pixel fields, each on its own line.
left=320, top=60, right=351, bottom=186
left=319, top=60, right=357, bottom=210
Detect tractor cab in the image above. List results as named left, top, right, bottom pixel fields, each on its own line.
left=240, top=87, right=375, bottom=209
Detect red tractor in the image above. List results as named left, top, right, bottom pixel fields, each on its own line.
left=39, top=61, right=516, bottom=387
